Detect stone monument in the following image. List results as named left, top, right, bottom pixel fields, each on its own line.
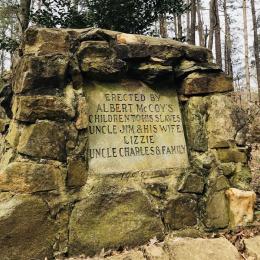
left=0, top=27, right=256, bottom=259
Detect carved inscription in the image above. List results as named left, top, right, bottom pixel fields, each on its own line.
left=87, top=81, right=189, bottom=174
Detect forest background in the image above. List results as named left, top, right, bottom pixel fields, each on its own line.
left=0, top=0, right=259, bottom=106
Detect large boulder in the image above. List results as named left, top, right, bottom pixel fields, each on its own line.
left=13, top=54, right=69, bottom=94
left=164, top=237, right=241, bottom=260
left=68, top=190, right=164, bottom=256
left=17, top=121, right=68, bottom=161
left=180, top=72, right=233, bottom=95
left=0, top=194, right=58, bottom=260
left=0, top=161, right=65, bottom=193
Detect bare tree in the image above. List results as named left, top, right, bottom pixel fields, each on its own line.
left=243, top=0, right=251, bottom=102
left=214, top=0, right=222, bottom=68
left=20, top=0, right=32, bottom=32
left=186, top=0, right=191, bottom=42
left=159, top=14, right=168, bottom=38
left=250, top=0, right=260, bottom=102
left=177, top=14, right=182, bottom=40
left=197, top=0, right=205, bottom=47
left=190, top=0, right=196, bottom=44
left=208, top=0, right=214, bottom=50
left=223, top=0, right=233, bottom=78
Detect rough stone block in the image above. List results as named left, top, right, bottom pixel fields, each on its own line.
left=178, top=173, right=204, bottom=194
left=68, top=191, right=164, bottom=256
left=230, top=164, right=252, bottom=190
left=67, top=157, right=87, bottom=188
left=13, top=55, right=69, bottom=94
left=0, top=194, right=58, bottom=259
left=13, top=95, right=75, bottom=122
left=184, top=96, right=208, bottom=152
left=164, top=237, right=241, bottom=260
left=106, top=250, right=145, bottom=260
left=128, top=62, right=173, bottom=85
left=244, top=236, right=260, bottom=259
left=180, top=72, right=233, bottom=95
left=164, top=195, right=198, bottom=229
left=75, top=97, right=88, bottom=130
left=17, top=121, right=67, bottom=161
left=206, top=95, right=237, bottom=148
left=78, top=41, right=126, bottom=80
left=203, top=191, right=229, bottom=229
left=0, top=162, right=65, bottom=193
left=225, top=188, right=256, bottom=227
left=24, top=27, right=71, bottom=55
left=175, top=59, right=221, bottom=78
left=143, top=244, right=169, bottom=260
left=217, top=149, right=247, bottom=163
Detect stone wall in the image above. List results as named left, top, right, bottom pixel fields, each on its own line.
left=0, top=27, right=256, bottom=259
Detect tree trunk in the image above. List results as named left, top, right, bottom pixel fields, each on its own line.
left=159, top=14, right=168, bottom=38
left=186, top=0, right=191, bottom=42
left=243, top=0, right=251, bottom=102
left=208, top=0, right=215, bottom=50
left=250, top=0, right=260, bottom=102
left=214, top=0, right=222, bottom=69
left=223, top=0, right=232, bottom=76
left=177, top=15, right=182, bottom=41
left=20, top=0, right=32, bottom=32
left=190, top=0, right=196, bottom=44
left=197, top=0, right=205, bottom=47
left=0, top=50, right=4, bottom=76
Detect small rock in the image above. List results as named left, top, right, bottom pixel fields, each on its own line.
left=225, top=188, right=256, bottom=227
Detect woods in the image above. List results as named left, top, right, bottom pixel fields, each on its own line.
left=0, top=0, right=260, bottom=104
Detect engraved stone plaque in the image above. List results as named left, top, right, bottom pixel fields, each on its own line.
left=86, top=80, right=189, bottom=174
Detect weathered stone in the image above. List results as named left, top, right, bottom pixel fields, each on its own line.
left=191, top=151, right=216, bottom=170
left=219, top=163, right=236, bottom=177
left=69, top=191, right=164, bottom=256
left=230, top=164, right=252, bottom=190
left=0, top=119, right=9, bottom=133
left=13, top=54, right=69, bottom=94
left=145, top=182, right=168, bottom=199
left=178, top=173, right=204, bottom=194
left=208, top=169, right=230, bottom=191
left=164, top=195, right=197, bottom=229
left=180, top=72, right=233, bottom=95
left=164, top=237, right=241, bottom=260
left=17, top=120, right=67, bottom=161
left=175, top=59, right=221, bottom=78
left=115, top=33, right=212, bottom=63
left=129, top=62, right=173, bottom=85
left=75, top=96, right=88, bottom=130
left=244, top=236, right=260, bottom=259
left=13, top=95, right=75, bottom=122
left=217, top=149, right=247, bottom=163
left=106, top=250, right=145, bottom=260
left=206, top=95, right=237, bottom=148
left=143, top=244, right=169, bottom=260
left=203, top=191, right=229, bottom=229
left=116, top=33, right=184, bottom=63
left=0, top=161, right=65, bottom=193
left=78, top=41, right=126, bottom=80
left=5, top=120, right=22, bottom=147
left=0, top=194, right=58, bottom=259
left=225, top=188, right=256, bottom=227
left=67, top=157, right=87, bottom=188
left=24, top=27, right=71, bottom=55
left=184, top=96, right=208, bottom=151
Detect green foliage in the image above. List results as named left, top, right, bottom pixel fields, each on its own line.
left=30, top=0, right=187, bottom=34
left=86, top=0, right=188, bottom=34
left=31, top=0, right=90, bottom=28
left=0, top=1, right=20, bottom=52
left=0, top=37, right=19, bottom=52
